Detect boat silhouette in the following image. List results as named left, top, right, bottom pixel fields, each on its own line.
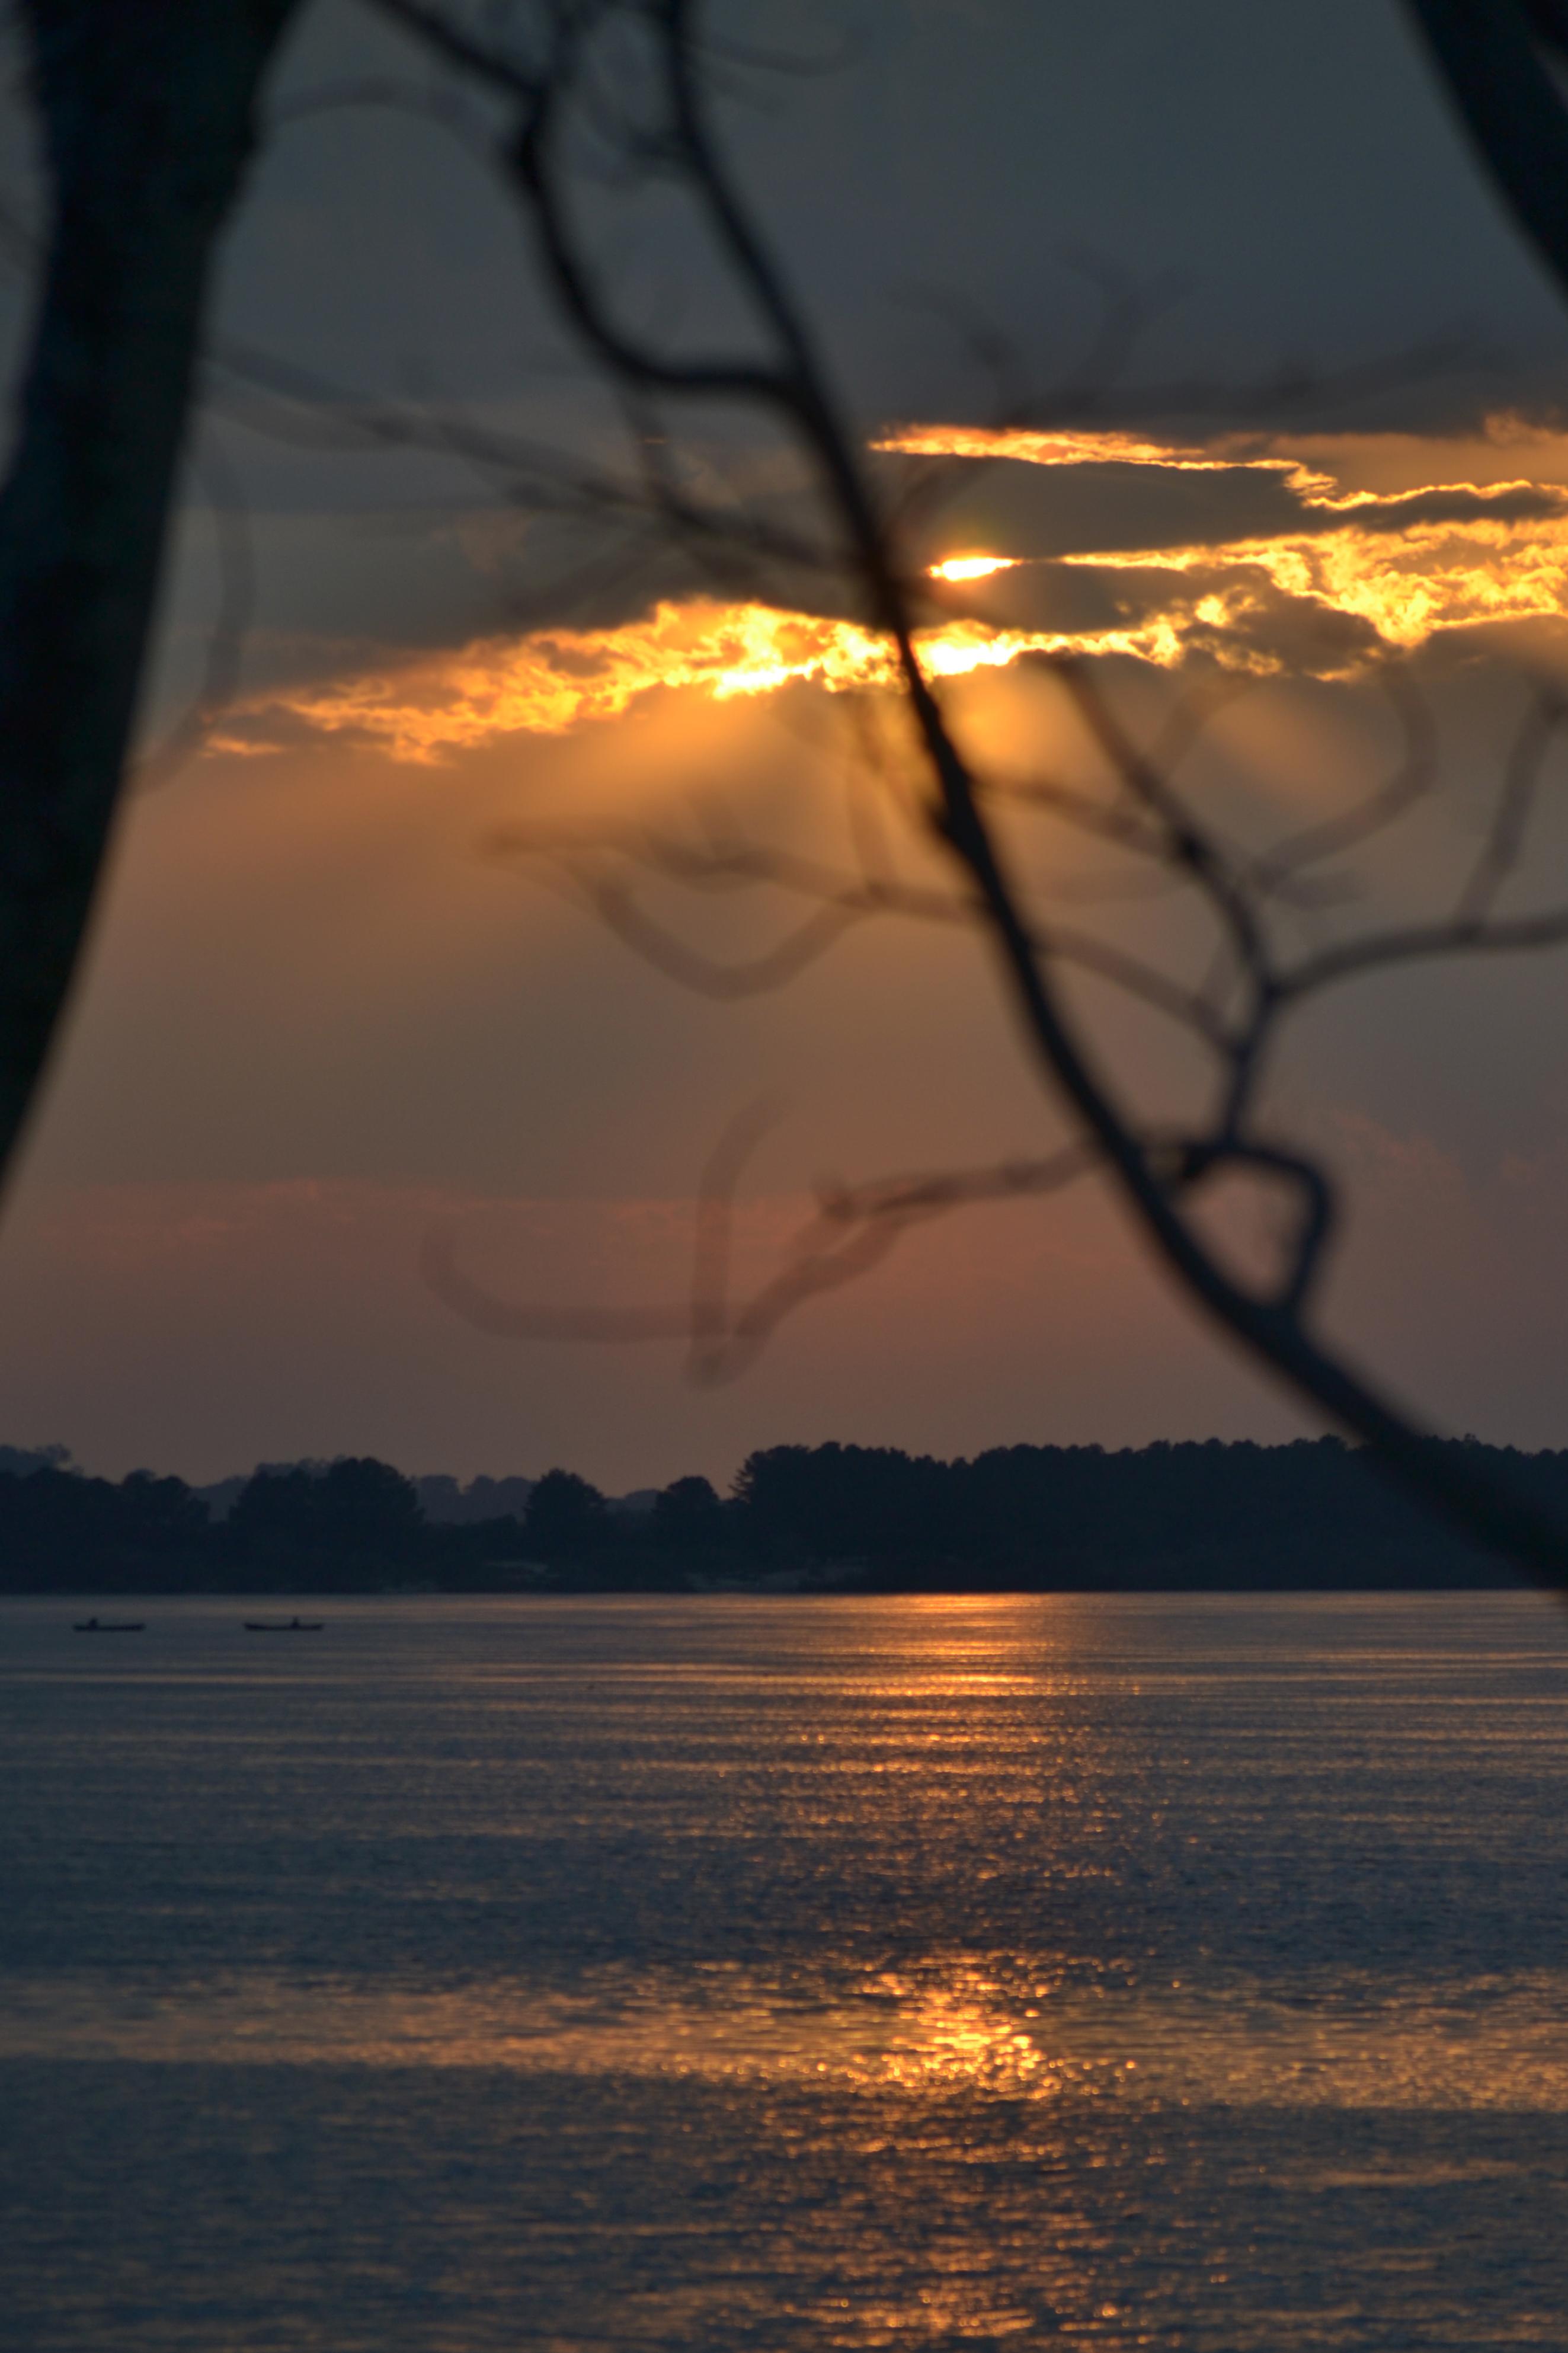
left=242, top=1616, right=324, bottom=1632
left=72, top=1616, right=145, bottom=1633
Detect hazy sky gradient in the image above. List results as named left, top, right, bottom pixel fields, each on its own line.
left=5, top=1, right=1568, bottom=1486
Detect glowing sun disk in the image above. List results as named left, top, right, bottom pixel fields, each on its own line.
left=929, top=554, right=1020, bottom=581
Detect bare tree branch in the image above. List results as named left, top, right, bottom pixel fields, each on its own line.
left=385, top=0, right=1568, bottom=1583
left=1247, top=669, right=1439, bottom=898
left=423, top=1108, right=1100, bottom=1386
left=1452, top=687, right=1567, bottom=923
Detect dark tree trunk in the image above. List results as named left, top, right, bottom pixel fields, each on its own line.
left=0, top=0, right=301, bottom=1176
left=1403, top=3, right=1568, bottom=300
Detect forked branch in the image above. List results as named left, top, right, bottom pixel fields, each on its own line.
left=383, top=0, right=1568, bottom=1584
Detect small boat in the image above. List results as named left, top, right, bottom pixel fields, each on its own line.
left=73, top=1616, right=145, bottom=1633
left=242, top=1616, right=324, bottom=1633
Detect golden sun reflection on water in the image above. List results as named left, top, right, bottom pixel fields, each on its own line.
left=9, top=1960, right=1568, bottom=2111
left=9, top=1597, right=1568, bottom=2349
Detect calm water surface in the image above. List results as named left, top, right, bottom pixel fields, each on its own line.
left=2, top=1592, right=1567, bottom=2348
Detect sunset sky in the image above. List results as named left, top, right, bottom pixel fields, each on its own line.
left=7, top=0, right=1568, bottom=1488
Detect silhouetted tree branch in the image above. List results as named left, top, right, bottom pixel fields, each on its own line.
left=381, top=0, right=1568, bottom=1585
left=422, top=1101, right=1099, bottom=1386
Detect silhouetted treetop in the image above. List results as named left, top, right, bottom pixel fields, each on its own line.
left=522, top=1468, right=609, bottom=1561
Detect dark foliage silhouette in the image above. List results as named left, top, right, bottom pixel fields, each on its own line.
left=228, top=1455, right=424, bottom=1582
left=521, top=1467, right=609, bottom=1561
left=0, top=1436, right=1557, bottom=1596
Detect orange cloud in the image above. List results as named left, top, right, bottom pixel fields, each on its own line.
left=229, top=597, right=1188, bottom=762
left=883, top=421, right=1310, bottom=481
left=223, top=420, right=1568, bottom=761
left=887, top=419, right=1568, bottom=654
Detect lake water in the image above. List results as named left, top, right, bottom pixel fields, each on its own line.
left=3, top=1591, right=1567, bottom=2349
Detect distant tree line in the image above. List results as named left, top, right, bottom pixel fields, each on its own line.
left=0, top=1436, right=1555, bottom=1596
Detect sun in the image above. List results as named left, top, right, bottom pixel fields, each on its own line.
left=928, top=553, right=1019, bottom=582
